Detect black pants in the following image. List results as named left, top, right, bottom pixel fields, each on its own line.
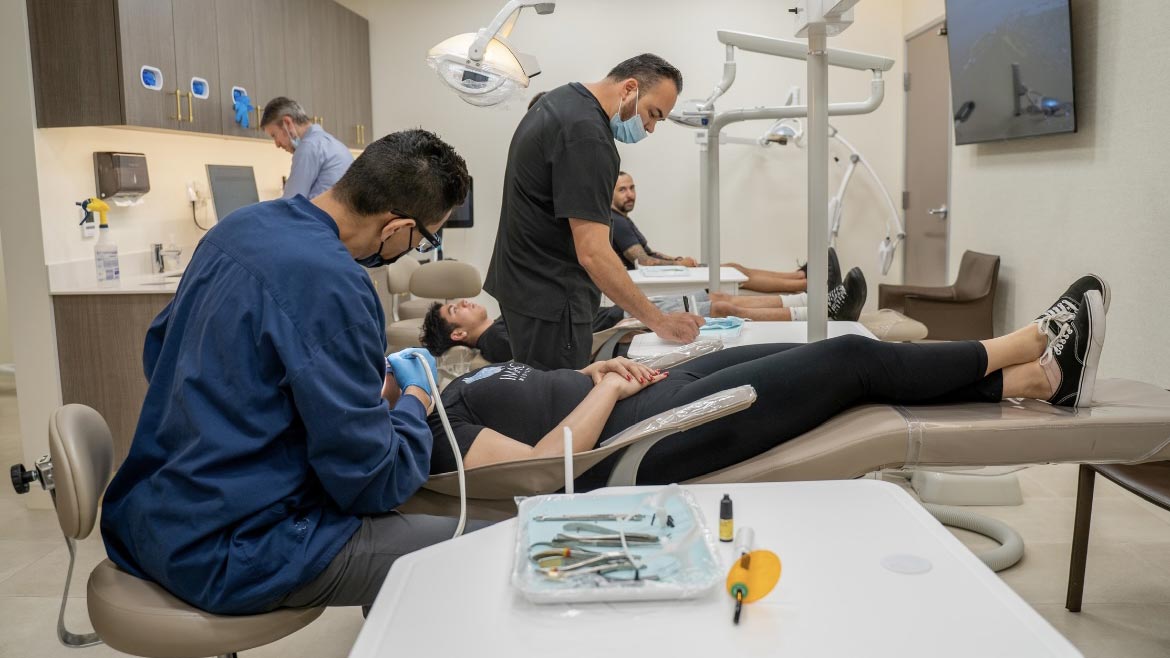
left=581, top=336, right=1003, bottom=487
left=500, top=305, right=593, bottom=370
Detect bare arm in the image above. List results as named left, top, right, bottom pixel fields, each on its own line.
left=571, top=219, right=703, bottom=342
left=462, top=372, right=665, bottom=468
left=625, top=244, right=679, bottom=267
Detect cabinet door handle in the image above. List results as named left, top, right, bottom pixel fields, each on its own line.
left=186, top=91, right=194, bottom=123
left=254, top=107, right=262, bottom=131
left=173, top=89, right=184, bottom=122
left=355, top=124, right=361, bottom=145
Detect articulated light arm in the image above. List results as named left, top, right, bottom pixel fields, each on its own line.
left=468, top=1, right=555, bottom=67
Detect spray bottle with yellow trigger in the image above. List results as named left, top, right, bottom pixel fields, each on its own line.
left=78, top=198, right=119, bottom=285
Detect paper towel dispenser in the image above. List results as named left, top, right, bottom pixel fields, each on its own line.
left=94, top=152, right=150, bottom=205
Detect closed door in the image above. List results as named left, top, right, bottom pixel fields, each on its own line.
left=252, top=0, right=289, bottom=135
left=172, top=0, right=221, bottom=134
left=116, top=0, right=178, bottom=129
left=282, top=0, right=316, bottom=117
left=215, top=0, right=258, bottom=137
left=903, top=22, right=951, bottom=286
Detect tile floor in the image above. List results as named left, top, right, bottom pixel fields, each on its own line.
left=1, top=386, right=1168, bottom=658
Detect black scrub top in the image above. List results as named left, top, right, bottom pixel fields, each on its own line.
left=609, top=209, right=651, bottom=270
left=427, top=362, right=594, bottom=474
left=484, top=83, right=620, bottom=323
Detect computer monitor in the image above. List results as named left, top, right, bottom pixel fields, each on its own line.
left=445, top=176, right=473, bottom=229
left=206, top=164, right=260, bottom=220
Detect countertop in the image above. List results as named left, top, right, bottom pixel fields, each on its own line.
left=50, top=271, right=182, bottom=296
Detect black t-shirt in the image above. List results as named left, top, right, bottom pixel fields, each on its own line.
left=427, top=362, right=593, bottom=474
left=474, top=317, right=513, bottom=363
left=484, top=83, right=621, bottom=322
left=610, top=209, right=651, bottom=270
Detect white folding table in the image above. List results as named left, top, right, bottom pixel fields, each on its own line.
left=627, top=320, right=877, bottom=359
left=629, top=266, right=748, bottom=297
left=350, top=481, right=1080, bottom=658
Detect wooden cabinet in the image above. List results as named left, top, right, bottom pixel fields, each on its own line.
left=115, top=0, right=181, bottom=130
left=281, top=0, right=317, bottom=121
left=27, top=0, right=371, bottom=144
left=214, top=0, right=258, bottom=138
left=172, top=0, right=222, bottom=134
left=251, top=0, right=289, bottom=135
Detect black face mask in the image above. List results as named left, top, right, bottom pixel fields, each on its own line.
left=355, top=228, right=416, bottom=269
left=353, top=218, right=441, bottom=268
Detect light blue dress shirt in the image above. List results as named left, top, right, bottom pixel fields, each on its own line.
left=282, top=124, right=355, bottom=200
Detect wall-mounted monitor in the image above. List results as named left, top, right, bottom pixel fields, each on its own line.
left=945, top=0, right=1076, bottom=145
left=206, top=165, right=260, bottom=220
left=445, top=176, right=473, bottom=229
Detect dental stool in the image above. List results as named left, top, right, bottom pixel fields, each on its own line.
left=28, top=404, right=323, bottom=658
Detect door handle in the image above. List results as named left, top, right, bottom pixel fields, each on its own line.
left=186, top=91, right=194, bottom=123
left=927, top=205, right=949, bottom=220
left=172, top=89, right=184, bottom=122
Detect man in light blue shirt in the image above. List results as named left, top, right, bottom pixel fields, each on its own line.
left=261, top=96, right=355, bottom=199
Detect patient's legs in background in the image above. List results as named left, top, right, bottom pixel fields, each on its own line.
left=725, top=262, right=808, bottom=293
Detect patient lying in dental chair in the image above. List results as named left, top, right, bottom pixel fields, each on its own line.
left=709, top=247, right=868, bottom=322
left=399, top=276, right=1109, bottom=489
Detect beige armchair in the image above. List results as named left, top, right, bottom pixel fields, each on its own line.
left=878, top=250, right=1000, bottom=340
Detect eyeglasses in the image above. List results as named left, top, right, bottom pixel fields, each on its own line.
left=394, top=210, right=442, bottom=254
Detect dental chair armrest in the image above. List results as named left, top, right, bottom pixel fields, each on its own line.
left=592, top=325, right=648, bottom=361
left=878, top=283, right=957, bottom=313
left=603, top=385, right=757, bottom=487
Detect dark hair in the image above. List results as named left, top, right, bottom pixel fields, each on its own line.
left=527, top=91, right=547, bottom=110
left=607, top=54, right=683, bottom=94
left=332, top=129, right=470, bottom=226
left=420, top=302, right=460, bottom=356
left=260, top=96, right=309, bottom=127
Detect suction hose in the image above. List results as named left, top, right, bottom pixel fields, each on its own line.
left=923, top=503, right=1024, bottom=572
left=413, top=353, right=467, bottom=539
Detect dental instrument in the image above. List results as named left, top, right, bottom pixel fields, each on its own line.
left=426, top=0, right=556, bottom=107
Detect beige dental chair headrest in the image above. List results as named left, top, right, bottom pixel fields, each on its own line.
left=410, top=260, right=482, bottom=300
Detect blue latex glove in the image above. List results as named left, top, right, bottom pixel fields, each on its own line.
left=233, top=92, right=253, bottom=128
left=386, top=348, right=439, bottom=393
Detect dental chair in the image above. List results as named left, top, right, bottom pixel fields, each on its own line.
left=406, top=340, right=1170, bottom=522
left=14, top=405, right=322, bottom=658
left=383, top=257, right=421, bottom=322
left=385, top=260, right=482, bottom=352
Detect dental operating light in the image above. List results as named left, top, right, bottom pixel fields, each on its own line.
left=427, top=0, right=555, bottom=107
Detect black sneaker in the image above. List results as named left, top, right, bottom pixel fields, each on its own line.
left=828, top=247, right=842, bottom=290
left=1044, top=289, right=1106, bottom=408
left=1036, top=274, right=1110, bottom=342
left=798, top=248, right=839, bottom=288
left=828, top=267, right=866, bottom=321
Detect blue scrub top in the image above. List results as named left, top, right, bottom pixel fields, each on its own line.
left=282, top=124, right=354, bottom=200
left=100, top=196, right=432, bottom=615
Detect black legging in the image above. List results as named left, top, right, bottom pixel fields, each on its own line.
left=579, top=335, right=1003, bottom=488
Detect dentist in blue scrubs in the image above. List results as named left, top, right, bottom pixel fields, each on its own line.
left=100, top=129, right=471, bottom=614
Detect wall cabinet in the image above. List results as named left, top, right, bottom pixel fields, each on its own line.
left=27, top=0, right=371, bottom=148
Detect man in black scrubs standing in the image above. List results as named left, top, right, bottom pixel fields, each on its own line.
left=485, top=54, right=703, bottom=370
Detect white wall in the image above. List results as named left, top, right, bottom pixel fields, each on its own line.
left=35, top=128, right=292, bottom=269
left=366, top=0, right=911, bottom=313
left=948, top=0, right=1170, bottom=387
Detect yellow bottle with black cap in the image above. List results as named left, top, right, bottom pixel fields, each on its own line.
left=719, top=493, right=733, bottom=542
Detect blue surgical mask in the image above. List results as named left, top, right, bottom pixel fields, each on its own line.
left=610, top=90, right=648, bottom=144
